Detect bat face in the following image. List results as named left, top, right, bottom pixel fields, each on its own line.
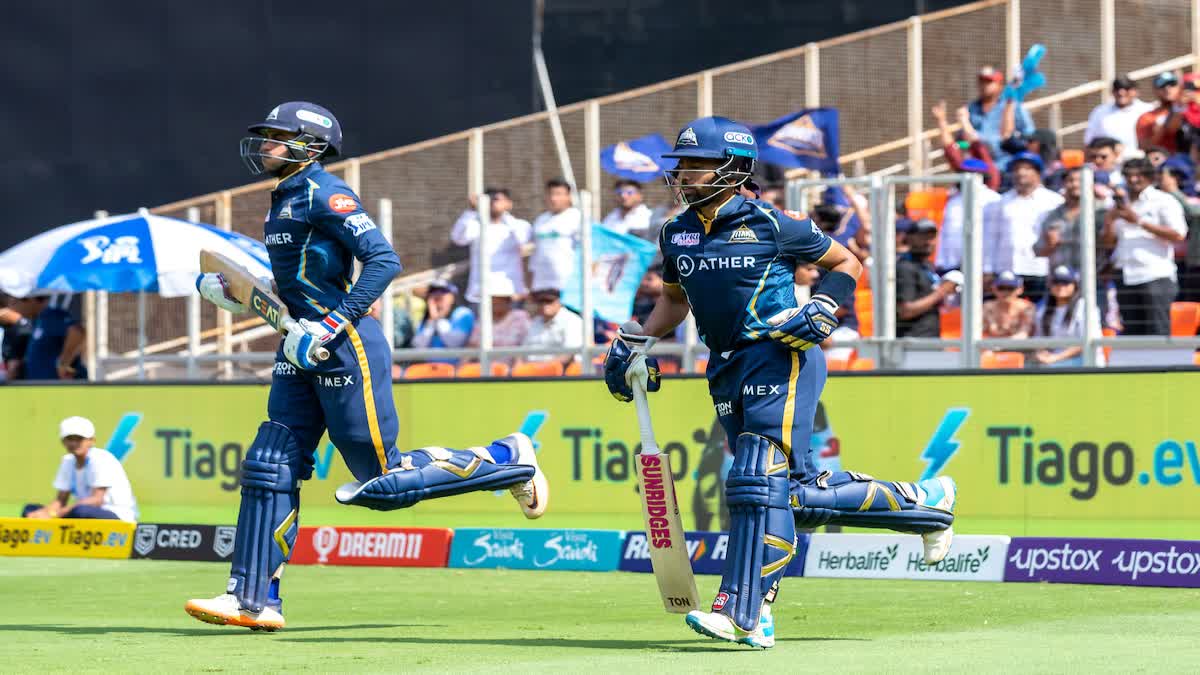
left=249, top=287, right=285, bottom=331
left=637, top=452, right=700, bottom=613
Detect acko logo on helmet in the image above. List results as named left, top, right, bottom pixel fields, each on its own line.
left=723, top=131, right=755, bottom=145
left=296, top=109, right=334, bottom=128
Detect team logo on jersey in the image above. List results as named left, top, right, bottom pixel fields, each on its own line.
left=343, top=212, right=377, bottom=236
left=676, top=254, right=696, bottom=277
left=670, top=232, right=701, bottom=247
left=810, top=220, right=825, bottom=237
left=328, top=193, right=358, bottom=213
left=213, top=527, right=237, bottom=558
left=723, top=131, right=755, bottom=145
left=783, top=209, right=806, bottom=220
left=728, top=224, right=759, bottom=244
left=278, top=200, right=293, bottom=219
left=677, top=127, right=698, bottom=147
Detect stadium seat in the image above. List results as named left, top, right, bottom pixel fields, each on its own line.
left=905, top=189, right=949, bottom=224
left=826, top=351, right=853, bottom=371
left=511, top=361, right=565, bottom=377
left=1170, top=302, right=1200, bottom=336
left=1194, top=351, right=1200, bottom=367
left=855, top=289, right=874, bottom=337
left=657, top=360, right=681, bottom=374
left=980, top=350, right=1025, bottom=369
left=455, top=361, right=510, bottom=378
left=391, top=364, right=404, bottom=381
left=564, top=360, right=584, bottom=376
left=1102, top=327, right=1116, bottom=363
left=1060, top=149, right=1085, bottom=169
left=404, top=362, right=455, bottom=379
left=693, top=358, right=709, bottom=373
left=849, top=357, right=875, bottom=370
left=940, top=306, right=962, bottom=340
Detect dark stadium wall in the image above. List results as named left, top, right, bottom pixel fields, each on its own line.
left=0, top=0, right=969, bottom=252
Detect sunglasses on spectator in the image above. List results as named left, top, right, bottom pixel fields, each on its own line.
left=532, top=294, right=560, bottom=304
left=615, top=188, right=639, bottom=196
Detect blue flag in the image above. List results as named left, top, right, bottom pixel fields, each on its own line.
left=562, top=224, right=658, bottom=324
left=600, top=134, right=677, bottom=183
left=748, top=108, right=840, bottom=176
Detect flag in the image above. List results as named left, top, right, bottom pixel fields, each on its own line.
left=600, top=134, right=677, bottom=183
left=748, top=108, right=840, bottom=175
left=562, top=224, right=658, bottom=324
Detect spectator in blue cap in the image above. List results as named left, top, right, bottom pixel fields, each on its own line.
left=410, top=280, right=475, bottom=363
left=1033, top=265, right=1104, bottom=367
left=983, top=151, right=1064, bottom=302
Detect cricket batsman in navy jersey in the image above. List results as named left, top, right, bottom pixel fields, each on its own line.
left=604, top=117, right=957, bottom=648
left=185, top=102, right=549, bottom=631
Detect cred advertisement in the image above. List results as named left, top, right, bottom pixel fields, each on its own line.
left=130, top=523, right=237, bottom=561
left=290, top=526, right=452, bottom=567
left=803, top=533, right=1009, bottom=582
left=1004, top=537, right=1200, bottom=588
left=449, top=528, right=624, bottom=572
left=620, top=531, right=809, bottom=576
left=0, top=516, right=135, bottom=559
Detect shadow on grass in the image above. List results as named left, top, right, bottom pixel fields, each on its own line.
left=278, top=635, right=866, bottom=652
left=0, top=623, right=430, bottom=637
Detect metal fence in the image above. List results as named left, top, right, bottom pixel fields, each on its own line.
left=73, top=0, right=1200, bottom=379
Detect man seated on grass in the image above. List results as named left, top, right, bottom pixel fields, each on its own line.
left=22, top=416, right=139, bottom=522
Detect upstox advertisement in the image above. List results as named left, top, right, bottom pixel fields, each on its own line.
left=0, top=516, right=134, bottom=558
left=0, top=370, right=1196, bottom=529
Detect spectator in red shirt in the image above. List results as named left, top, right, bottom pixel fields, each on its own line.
left=933, top=100, right=1001, bottom=190
left=1137, top=71, right=1184, bottom=153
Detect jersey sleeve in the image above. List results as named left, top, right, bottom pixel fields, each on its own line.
left=52, top=456, right=73, bottom=492
left=774, top=208, right=833, bottom=263
left=88, top=452, right=122, bottom=489
left=309, top=182, right=403, bottom=321
left=658, top=223, right=680, bottom=285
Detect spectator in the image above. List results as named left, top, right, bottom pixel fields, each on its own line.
left=1034, top=167, right=1107, bottom=272
left=1137, top=71, right=1184, bottom=153
left=896, top=219, right=961, bottom=337
left=934, top=101, right=1001, bottom=190
left=632, top=265, right=663, bottom=326
left=982, top=271, right=1035, bottom=338
left=1027, top=129, right=1065, bottom=191
left=968, top=65, right=1035, bottom=167
left=1085, top=76, right=1154, bottom=158
left=22, top=416, right=138, bottom=522
left=895, top=201, right=915, bottom=256
left=451, top=187, right=532, bottom=303
left=759, top=183, right=784, bottom=209
left=1087, top=136, right=1125, bottom=203
left=520, top=289, right=583, bottom=367
left=1102, top=157, right=1188, bottom=335
left=1145, top=146, right=1170, bottom=168
left=984, top=151, right=1064, bottom=301
left=814, top=185, right=870, bottom=262
left=410, top=281, right=475, bottom=363
left=466, top=276, right=532, bottom=361
left=1032, top=266, right=1105, bottom=367
left=529, top=178, right=583, bottom=294
left=602, top=180, right=653, bottom=237
left=1159, top=157, right=1200, bottom=301
left=0, top=295, right=32, bottom=380
left=15, top=294, right=87, bottom=380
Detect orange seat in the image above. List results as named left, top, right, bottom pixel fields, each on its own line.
left=905, top=189, right=949, bottom=224
left=1102, top=327, right=1116, bottom=364
left=1194, top=351, right=1200, bottom=366
left=940, top=306, right=962, bottom=340
left=511, top=361, right=565, bottom=377
left=826, top=351, right=853, bottom=371
left=1170, top=302, right=1200, bottom=336
left=404, top=362, right=455, bottom=379
left=849, top=357, right=875, bottom=371
left=564, top=360, right=584, bottom=376
left=855, top=289, right=874, bottom=337
left=981, top=350, right=1025, bottom=369
left=657, top=360, right=681, bottom=374
left=693, top=358, right=709, bottom=374
left=456, top=361, right=510, bottom=378
left=1060, top=149, right=1085, bottom=169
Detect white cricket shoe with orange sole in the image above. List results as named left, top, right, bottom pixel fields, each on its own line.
left=184, top=593, right=285, bottom=632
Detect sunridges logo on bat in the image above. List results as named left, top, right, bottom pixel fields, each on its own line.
left=290, top=526, right=452, bottom=568
left=638, top=454, right=674, bottom=548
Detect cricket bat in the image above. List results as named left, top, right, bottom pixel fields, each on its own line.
left=629, top=333, right=700, bottom=614
left=199, top=249, right=329, bottom=361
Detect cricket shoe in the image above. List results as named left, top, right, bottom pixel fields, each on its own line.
left=496, top=432, right=549, bottom=519
left=918, top=476, right=957, bottom=564
left=685, top=604, right=775, bottom=649
left=184, top=593, right=285, bottom=632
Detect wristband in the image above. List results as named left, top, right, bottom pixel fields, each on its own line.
left=814, top=270, right=857, bottom=308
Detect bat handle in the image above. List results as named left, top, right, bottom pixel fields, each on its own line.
left=632, top=381, right=660, bottom=457
left=315, top=347, right=331, bottom=361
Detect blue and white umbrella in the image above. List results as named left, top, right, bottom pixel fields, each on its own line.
left=0, top=211, right=271, bottom=298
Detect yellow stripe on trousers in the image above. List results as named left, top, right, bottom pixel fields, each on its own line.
left=344, top=323, right=388, bottom=472
left=780, top=350, right=800, bottom=454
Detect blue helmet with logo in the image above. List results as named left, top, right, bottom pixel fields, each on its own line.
left=662, top=116, right=757, bottom=206
left=240, top=101, right=343, bottom=176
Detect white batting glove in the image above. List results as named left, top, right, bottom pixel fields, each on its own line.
left=282, top=313, right=346, bottom=369
left=195, top=273, right=247, bottom=314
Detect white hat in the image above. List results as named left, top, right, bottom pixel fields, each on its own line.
left=59, top=416, right=96, bottom=439
left=484, top=274, right=517, bottom=298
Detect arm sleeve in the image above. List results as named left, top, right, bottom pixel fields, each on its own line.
left=89, top=453, right=119, bottom=489
left=774, top=208, right=833, bottom=263
left=1159, top=195, right=1189, bottom=236
left=968, top=140, right=1002, bottom=191
left=310, top=186, right=403, bottom=320
left=659, top=226, right=681, bottom=285
left=444, top=307, right=476, bottom=348
left=410, top=319, right=436, bottom=349
left=52, top=457, right=72, bottom=492
left=451, top=211, right=480, bottom=246
left=1015, top=104, right=1035, bottom=136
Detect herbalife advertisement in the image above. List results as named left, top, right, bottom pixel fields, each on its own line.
left=803, top=533, right=1010, bottom=582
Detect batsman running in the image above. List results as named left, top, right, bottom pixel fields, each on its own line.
left=604, top=116, right=956, bottom=648
left=185, top=102, right=548, bottom=631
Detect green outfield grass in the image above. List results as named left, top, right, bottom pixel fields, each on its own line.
left=0, top=558, right=1197, bottom=673
left=5, top=502, right=1199, bottom=539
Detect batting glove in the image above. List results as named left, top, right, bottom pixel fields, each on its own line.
left=195, top=273, right=247, bottom=314
left=282, top=312, right=347, bottom=369
left=767, top=294, right=839, bottom=351
left=603, top=327, right=661, bottom=403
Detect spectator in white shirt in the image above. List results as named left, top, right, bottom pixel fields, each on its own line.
left=451, top=187, right=532, bottom=303
left=530, top=178, right=582, bottom=292
left=1085, top=76, right=1155, bottom=159
left=22, top=416, right=138, bottom=522
left=1102, top=158, right=1188, bottom=335
left=935, top=161, right=1001, bottom=274
left=521, top=289, right=583, bottom=367
left=984, top=151, right=1065, bottom=300
left=466, top=275, right=532, bottom=366
left=1032, top=266, right=1106, bottom=368
left=602, top=180, right=653, bottom=237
